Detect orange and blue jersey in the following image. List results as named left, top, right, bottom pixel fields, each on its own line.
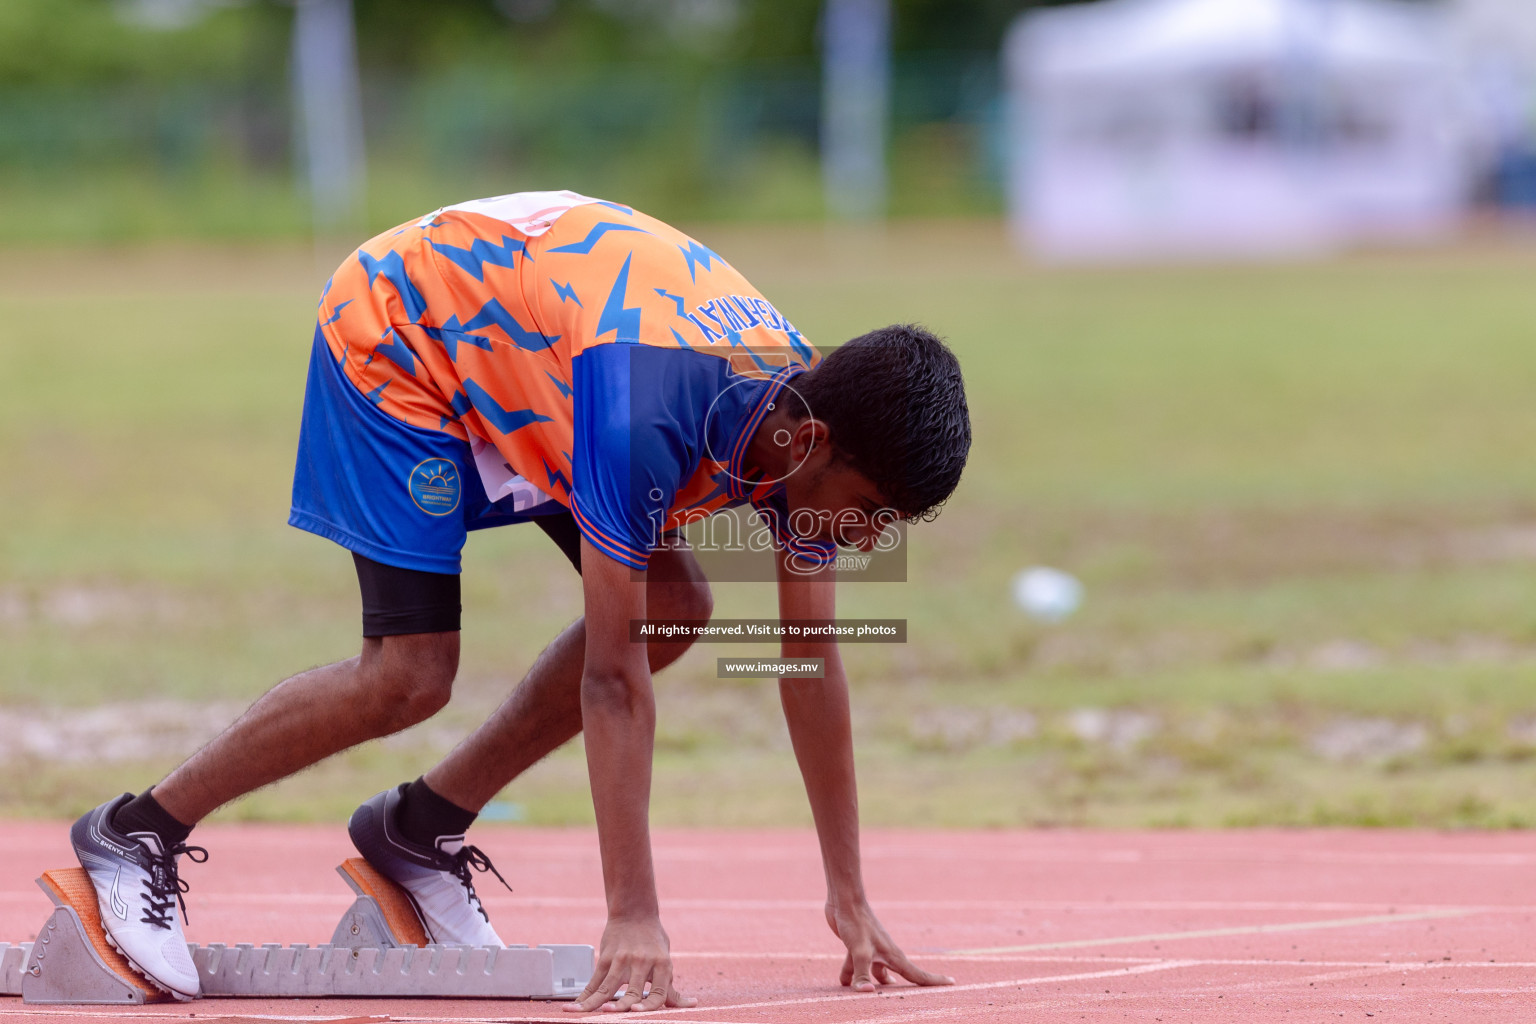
left=289, top=190, right=834, bottom=573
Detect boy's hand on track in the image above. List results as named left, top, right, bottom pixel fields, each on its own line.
left=826, top=900, right=956, bottom=992
left=564, top=915, right=697, bottom=1013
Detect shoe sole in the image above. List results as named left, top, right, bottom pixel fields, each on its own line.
left=100, top=927, right=197, bottom=1002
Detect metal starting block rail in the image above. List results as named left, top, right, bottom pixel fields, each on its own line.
left=0, top=859, right=592, bottom=1004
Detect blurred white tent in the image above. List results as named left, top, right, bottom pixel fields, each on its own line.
left=1451, top=0, right=1536, bottom=205
left=1005, top=0, right=1468, bottom=261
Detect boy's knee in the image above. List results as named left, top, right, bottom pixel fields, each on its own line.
left=360, top=633, right=458, bottom=732
left=649, top=579, right=712, bottom=663
left=654, top=578, right=713, bottom=629
left=648, top=548, right=712, bottom=622
left=676, top=579, right=714, bottom=623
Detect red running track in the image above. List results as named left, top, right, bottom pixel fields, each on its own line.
left=3, top=823, right=1535, bottom=1022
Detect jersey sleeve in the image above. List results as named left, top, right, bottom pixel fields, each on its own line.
left=750, top=488, right=838, bottom=569
left=569, top=342, right=721, bottom=570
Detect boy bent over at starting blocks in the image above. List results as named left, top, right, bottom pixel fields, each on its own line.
left=69, top=190, right=972, bottom=1011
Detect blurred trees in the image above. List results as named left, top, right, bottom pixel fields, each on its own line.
left=0, top=0, right=1078, bottom=86
left=0, top=0, right=1084, bottom=238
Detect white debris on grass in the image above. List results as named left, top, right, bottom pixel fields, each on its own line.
left=0, top=588, right=26, bottom=626
left=1309, top=717, right=1427, bottom=763
left=0, top=700, right=248, bottom=763
left=0, top=584, right=186, bottom=628
left=908, top=707, right=1038, bottom=751
left=1450, top=525, right=1536, bottom=563
left=1306, top=640, right=1384, bottom=672
left=1505, top=718, right=1536, bottom=748
left=1067, top=708, right=1158, bottom=751
left=0, top=698, right=508, bottom=764
left=1011, top=567, right=1084, bottom=622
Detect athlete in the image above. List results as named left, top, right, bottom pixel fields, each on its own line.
left=69, top=191, right=971, bottom=1011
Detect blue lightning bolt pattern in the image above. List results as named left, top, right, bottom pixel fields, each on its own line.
left=542, top=458, right=572, bottom=495
left=677, top=240, right=723, bottom=282
left=358, top=250, right=428, bottom=322
left=462, top=378, right=555, bottom=434
left=318, top=298, right=352, bottom=327
left=595, top=254, right=642, bottom=344
left=551, top=280, right=583, bottom=307
left=718, top=330, right=776, bottom=373
left=785, top=329, right=815, bottom=365
left=669, top=327, right=694, bottom=350
left=421, top=300, right=559, bottom=357
left=545, top=370, right=573, bottom=400
left=595, top=200, right=635, bottom=215
left=654, top=288, right=686, bottom=316
left=375, top=328, right=417, bottom=376
left=364, top=380, right=390, bottom=405
left=457, top=299, right=559, bottom=351
left=418, top=323, right=493, bottom=361
left=546, top=221, right=647, bottom=255
left=430, top=235, right=528, bottom=282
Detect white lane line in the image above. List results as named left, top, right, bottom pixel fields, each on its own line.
left=962, top=963, right=1423, bottom=1020
left=825, top=960, right=1536, bottom=1024
left=99, top=894, right=1536, bottom=913
left=1421, top=987, right=1536, bottom=994
left=671, top=952, right=1536, bottom=968
left=8, top=892, right=1533, bottom=916
left=991, top=956, right=1536, bottom=1018
left=254, top=842, right=1529, bottom=867
left=848, top=846, right=1536, bottom=868
left=1186, top=961, right=1430, bottom=993
left=630, top=960, right=1197, bottom=1016
left=949, top=907, right=1471, bottom=954
left=645, top=845, right=1536, bottom=868
left=12, top=842, right=1536, bottom=867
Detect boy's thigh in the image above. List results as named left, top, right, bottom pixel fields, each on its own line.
left=290, top=326, right=477, bottom=576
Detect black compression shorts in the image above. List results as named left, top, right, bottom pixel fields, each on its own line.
left=354, top=512, right=584, bottom=636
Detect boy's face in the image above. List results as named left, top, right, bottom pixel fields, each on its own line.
left=780, top=419, right=893, bottom=551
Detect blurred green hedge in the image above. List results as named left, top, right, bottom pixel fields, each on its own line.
left=0, top=0, right=1044, bottom=239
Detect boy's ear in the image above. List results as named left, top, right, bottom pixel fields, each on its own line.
left=791, top=416, right=830, bottom=465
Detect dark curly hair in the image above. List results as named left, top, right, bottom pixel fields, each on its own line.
left=788, top=324, right=971, bottom=522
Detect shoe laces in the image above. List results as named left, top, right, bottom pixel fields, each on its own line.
left=447, top=845, right=511, bottom=923
left=141, top=842, right=208, bottom=929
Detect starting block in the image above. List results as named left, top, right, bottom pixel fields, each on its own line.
left=0, top=859, right=592, bottom=1004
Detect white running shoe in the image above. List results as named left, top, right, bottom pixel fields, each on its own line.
left=348, top=784, right=508, bottom=947
left=70, top=794, right=206, bottom=1001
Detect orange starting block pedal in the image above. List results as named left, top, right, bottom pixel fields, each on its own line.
left=0, top=861, right=592, bottom=1004
left=333, top=857, right=430, bottom=948
left=16, top=868, right=169, bottom=1004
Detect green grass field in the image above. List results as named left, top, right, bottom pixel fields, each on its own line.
left=4, top=222, right=1536, bottom=827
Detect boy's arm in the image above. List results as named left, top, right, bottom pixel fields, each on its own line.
left=567, top=538, right=695, bottom=1013
left=775, top=549, right=954, bottom=992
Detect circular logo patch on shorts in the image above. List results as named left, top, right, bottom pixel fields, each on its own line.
left=408, top=458, right=461, bottom=516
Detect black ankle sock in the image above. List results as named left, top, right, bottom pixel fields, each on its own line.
left=395, top=777, right=477, bottom=848
left=112, top=789, right=193, bottom=850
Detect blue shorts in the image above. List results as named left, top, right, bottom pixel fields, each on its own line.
left=288, top=327, right=558, bottom=574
